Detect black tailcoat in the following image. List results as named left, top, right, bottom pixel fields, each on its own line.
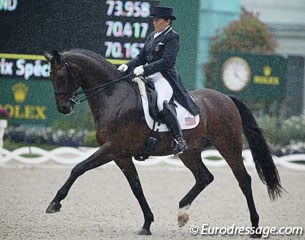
left=127, top=27, right=200, bottom=115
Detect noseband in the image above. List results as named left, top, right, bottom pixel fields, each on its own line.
left=52, top=55, right=136, bottom=104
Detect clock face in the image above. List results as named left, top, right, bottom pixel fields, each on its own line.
left=222, top=57, right=251, bottom=91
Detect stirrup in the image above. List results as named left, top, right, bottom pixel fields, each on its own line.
left=172, top=138, right=188, bottom=155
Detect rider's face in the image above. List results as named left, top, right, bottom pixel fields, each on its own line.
left=153, top=18, right=170, bottom=32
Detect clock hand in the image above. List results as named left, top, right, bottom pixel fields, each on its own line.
left=234, top=70, right=240, bottom=79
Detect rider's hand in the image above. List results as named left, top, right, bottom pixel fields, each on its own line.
left=134, top=65, right=144, bottom=76
left=118, top=64, right=128, bottom=73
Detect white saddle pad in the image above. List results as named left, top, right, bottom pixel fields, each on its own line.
left=133, top=77, right=200, bottom=132
left=141, top=95, right=200, bottom=132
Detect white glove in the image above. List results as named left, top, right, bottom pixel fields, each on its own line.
left=133, top=65, right=144, bottom=76
left=118, top=64, right=128, bottom=73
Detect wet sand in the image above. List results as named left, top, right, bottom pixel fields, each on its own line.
left=0, top=162, right=304, bottom=239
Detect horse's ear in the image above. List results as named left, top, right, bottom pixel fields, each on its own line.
left=43, top=50, right=61, bottom=63
left=43, top=51, right=53, bottom=62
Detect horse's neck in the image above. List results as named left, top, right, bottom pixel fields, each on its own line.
left=70, top=53, right=140, bottom=127
left=86, top=79, right=139, bottom=126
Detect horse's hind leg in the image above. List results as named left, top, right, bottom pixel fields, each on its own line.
left=115, top=158, right=154, bottom=235
left=178, top=150, right=214, bottom=227
left=232, top=165, right=261, bottom=238
left=216, top=144, right=260, bottom=238
left=46, top=144, right=113, bottom=213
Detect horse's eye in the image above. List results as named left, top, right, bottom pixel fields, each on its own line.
left=57, top=76, right=64, bottom=81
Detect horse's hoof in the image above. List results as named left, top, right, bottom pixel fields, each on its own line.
left=178, top=204, right=190, bottom=227
left=250, top=233, right=262, bottom=238
left=46, top=201, right=61, bottom=213
left=178, top=213, right=189, bottom=227
left=138, top=228, right=152, bottom=235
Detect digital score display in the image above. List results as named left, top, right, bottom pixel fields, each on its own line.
left=102, top=0, right=157, bottom=63
left=0, top=0, right=158, bottom=69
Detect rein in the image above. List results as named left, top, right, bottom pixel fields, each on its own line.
left=56, top=55, right=136, bottom=104
left=75, top=73, right=136, bottom=103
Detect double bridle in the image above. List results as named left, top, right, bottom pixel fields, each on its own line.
left=53, top=55, right=135, bottom=104
left=53, top=55, right=75, bottom=97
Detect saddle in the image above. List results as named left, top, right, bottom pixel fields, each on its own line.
left=133, top=77, right=200, bottom=132
left=144, top=78, right=176, bottom=122
left=132, top=77, right=200, bottom=161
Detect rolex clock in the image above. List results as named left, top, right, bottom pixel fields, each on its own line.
left=222, top=57, right=251, bottom=91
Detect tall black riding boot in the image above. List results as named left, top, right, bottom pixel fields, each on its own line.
left=160, top=101, right=188, bottom=155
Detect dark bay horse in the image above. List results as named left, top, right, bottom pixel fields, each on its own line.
left=43, top=49, right=282, bottom=237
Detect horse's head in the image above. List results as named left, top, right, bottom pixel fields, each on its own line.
left=44, top=50, right=81, bottom=114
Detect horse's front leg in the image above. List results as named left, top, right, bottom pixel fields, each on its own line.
left=115, top=158, right=154, bottom=235
left=46, top=143, right=113, bottom=213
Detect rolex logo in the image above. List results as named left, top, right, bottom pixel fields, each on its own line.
left=263, top=66, right=272, bottom=76
left=12, top=82, right=29, bottom=103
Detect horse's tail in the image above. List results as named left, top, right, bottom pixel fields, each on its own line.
left=230, top=96, right=283, bottom=200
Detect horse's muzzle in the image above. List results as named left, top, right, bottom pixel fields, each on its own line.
left=58, top=101, right=74, bottom=114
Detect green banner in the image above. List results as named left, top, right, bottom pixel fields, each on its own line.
left=0, top=78, right=61, bottom=125
left=216, top=52, right=287, bottom=100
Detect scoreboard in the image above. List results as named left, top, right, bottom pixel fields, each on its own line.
left=0, top=0, right=158, bottom=125
left=0, top=0, right=158, bottom=65
left=104, top=0, right=152, bottom=61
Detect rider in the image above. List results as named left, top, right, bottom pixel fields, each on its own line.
left=118, top=6, right=200, bottom=155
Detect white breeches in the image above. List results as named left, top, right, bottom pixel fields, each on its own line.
left=147, top=72, right=173, bottom=111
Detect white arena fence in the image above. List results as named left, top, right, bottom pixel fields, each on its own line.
left=0, top=147, right=305, bottom=171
